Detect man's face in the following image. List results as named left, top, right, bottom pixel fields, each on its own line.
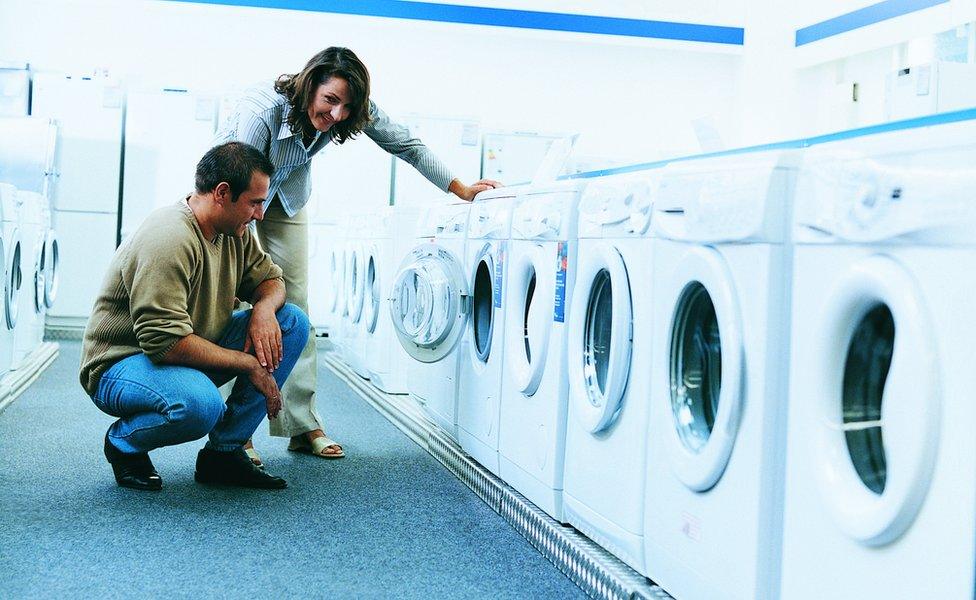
left=306, top=76, right=352, bottom=134
left=219, top=171, right=270, bottom=237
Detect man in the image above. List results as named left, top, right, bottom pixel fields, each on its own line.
left=80, top=141, right=309, bottom=491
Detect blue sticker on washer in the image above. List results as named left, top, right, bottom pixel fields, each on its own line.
left=554, top=241, right=568, bottom=322
left=493, top=242, right=505, bottom=308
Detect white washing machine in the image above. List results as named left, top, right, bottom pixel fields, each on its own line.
left=497, top=181, right=586, bottom=519
left=363, top=206, right=420, bottom=394
left=11, top=190, right=48, bottom=368
left=0, top=183, right=21, bottom=377
left=39, top=198, right=58, bottom=315
left=307, top=220, right=334, bottom=334
left=341, top=212, right=370, bottom=379
left=780, top=123, right=976, bottom=598
left=390, top=201, right=472, bottom=439
left=325, top=215, right=349, bottom=356
left=563, top=171, right=658, bottom=571
left=643, top=149, right=799, bottom=598
left=0, top=117, right=58, bottom=200
left=455, top=187, right=519, bottom=475
left=31, top=72, right=122, bottom=330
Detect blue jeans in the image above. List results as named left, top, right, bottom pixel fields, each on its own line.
left=91, top=303, right=310, bottom=453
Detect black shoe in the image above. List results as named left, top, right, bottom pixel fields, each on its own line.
left=194, top=447, right=287, bottom=490
left=103, top=432, right=162, bottom=491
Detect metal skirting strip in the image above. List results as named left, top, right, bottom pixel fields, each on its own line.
left=44, top=324, right=85, bottom=341
left=0, top=342, right=60, bottom=414
left=322, top=353, right=672, bottom=600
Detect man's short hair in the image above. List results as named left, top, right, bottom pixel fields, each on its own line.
left=195, top=142, right=275, bottom=202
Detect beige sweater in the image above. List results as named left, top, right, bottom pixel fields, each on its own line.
left=80, top=199, right=283, bottom=396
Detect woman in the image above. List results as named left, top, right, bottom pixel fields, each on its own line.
left=215, top=47, right=500, bottom=464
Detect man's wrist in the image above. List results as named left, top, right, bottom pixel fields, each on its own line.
left=252, top=300, right=276, bottom=315
left=238, top=352, right=260, bottom=374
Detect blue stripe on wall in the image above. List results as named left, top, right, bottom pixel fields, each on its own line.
left=795, top=0, right=949, bottom=46
left=165, top=0, right=744, bottom=45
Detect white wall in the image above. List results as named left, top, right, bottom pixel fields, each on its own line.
left=0, top=0, right=742, bottom=171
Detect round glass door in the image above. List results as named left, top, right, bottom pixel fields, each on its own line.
left=813, top=255, right=939, bottom=546
left=567, top=243, right=632, bottom=433
left=842, top=304, right=893, bottom=495
left=584, top=270, right=614, bottom=399
left=4, top=236, right=21, bottom=330
left=33, top=237, right=45, bottom=314
left=364, top=251, right=381, bottom=335
left=389, top=243, right=468, bottom=363
left=663, top=247, right=743, bottom=493
left=506, top=244, right=553, bottom=396
left=329, top=249, right=342, bottom=315
left=348, top=246, right=365, bottom=324
left=670, top=282, right=722, bottom=453
left=470, top=252, right=494, bottom=363
left=42, top=229, right=58, bottom=309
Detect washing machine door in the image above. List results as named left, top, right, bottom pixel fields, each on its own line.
left=507, top=242, right=554, bottom=396
left=4, top=230, right=21, bottom=330
left=363, top=245, right=381, bottom=335
left=32, top=235, right=45, bottom=314
left=812, top=254, right=939, bottom=546
left=390, top=243, right=469, bottom=363
left=347, top=243, right=366, bottom=324
left=42, top=228, right=58, bottom=309
left=663, top=246, right=744, bottom=492
left=467, top=242, right=499, bottom=366
left=567, top=242, right=632, bottom=433
left=329, top=247, right=343, bottom=316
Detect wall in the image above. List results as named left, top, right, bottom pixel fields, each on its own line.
left=0, top=0, right=743, bottom=172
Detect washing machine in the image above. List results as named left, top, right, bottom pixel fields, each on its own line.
left=39, top=198, right=58, bottom=314
left=31, top=71, right=122, bottom=331
left=642, top=148, right=799, bottom=598
left=497, top=180, right=586, bottom=518
left=363, top=206, right=420, bottom=394
left=780, top=122, right=976, bottom=599
left=341, top=212, right=370, bottom=379
left=325, top=215, right=349, bottom=356
left=307, top=220, right=337, bottom=335
left=0, top=184, right=21, bottom=377
left=455, top=187, right=520, bottom=474
left=11, top=190, right=48, bottom=368
left=390, top=201, right=472, bottom=439
left=562, top=170, right=658, bottom=571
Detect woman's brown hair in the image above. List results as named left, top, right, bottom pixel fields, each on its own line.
left=274, top=47, right=371, bottom=144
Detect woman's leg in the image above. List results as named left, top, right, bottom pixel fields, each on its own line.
left=208, top=304, right=310, bottom=449
left=254, top=199, right=325, bottom=438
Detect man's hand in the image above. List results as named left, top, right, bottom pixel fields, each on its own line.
left=244, top=305, right=282, bottom=372
left=449, top=178, right=503, bottom=202
left=247, top=359, right=282, bottom=418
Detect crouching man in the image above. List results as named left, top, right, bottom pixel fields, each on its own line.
left=80, top=141, right=309, bottom=491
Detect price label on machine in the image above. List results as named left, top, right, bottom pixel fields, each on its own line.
left=493, top=242, right=505, bottom=309
left=553, top=241, right=568, bottom=323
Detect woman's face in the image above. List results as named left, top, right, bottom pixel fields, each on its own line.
left=306, top=76, right=352, bottom=133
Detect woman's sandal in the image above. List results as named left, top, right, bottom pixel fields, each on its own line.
left=243, top=444, right=264, bottom=468
left=287, top=435, right=345, bottom=459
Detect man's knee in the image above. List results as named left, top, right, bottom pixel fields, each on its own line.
left=169, top=386, right=225, bottom=439
left=277, top=302, right=310, bottom=340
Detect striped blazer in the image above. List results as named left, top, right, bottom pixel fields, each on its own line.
left=214, top=82, right=454, bottom=217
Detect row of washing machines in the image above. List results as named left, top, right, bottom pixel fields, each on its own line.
left=0, top=118, right=61, bottom=384
left=316, top=114, right=976, bottom=600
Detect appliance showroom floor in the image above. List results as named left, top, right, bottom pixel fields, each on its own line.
left=0, top=341, right=584, bottom=598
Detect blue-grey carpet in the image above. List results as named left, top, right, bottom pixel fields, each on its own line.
left=0, top=341, right=584, bottom=599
